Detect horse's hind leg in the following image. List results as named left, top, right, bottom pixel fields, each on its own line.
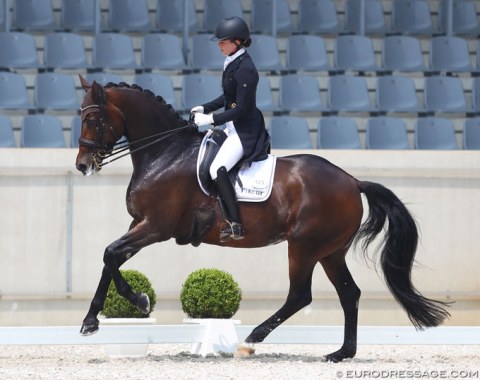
left=320, top=251, right=361, bottom=362
left=238, top=244, right=317, bottom=355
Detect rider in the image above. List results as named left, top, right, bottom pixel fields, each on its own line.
left=192, top=16, right=270, bottom=243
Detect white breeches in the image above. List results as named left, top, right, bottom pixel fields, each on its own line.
left=210, top=122, right=245, bottom=180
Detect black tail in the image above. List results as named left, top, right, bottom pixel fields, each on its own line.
left=355, top=181, right=450, bottom=329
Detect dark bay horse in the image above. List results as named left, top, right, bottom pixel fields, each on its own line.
left=75, top=76, right=449, bottom=362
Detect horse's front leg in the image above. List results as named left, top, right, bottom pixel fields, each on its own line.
left=80, top=220, right=158, bottom=336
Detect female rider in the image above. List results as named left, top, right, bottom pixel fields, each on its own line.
left=192, top=16, right=270, bottom=243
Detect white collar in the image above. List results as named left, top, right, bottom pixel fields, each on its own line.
left=223, top=49, right=246, bottom=70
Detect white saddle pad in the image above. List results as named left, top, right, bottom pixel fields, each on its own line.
left=197, top=131, right=277, bottom=202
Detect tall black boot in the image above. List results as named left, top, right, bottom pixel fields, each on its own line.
left=215, top=166, right=244, bottom=242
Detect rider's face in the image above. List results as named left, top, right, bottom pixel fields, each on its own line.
left=218, top=39, right=240, bottom=56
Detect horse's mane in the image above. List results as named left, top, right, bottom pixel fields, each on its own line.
left=104, top=82, right=188, bottom=127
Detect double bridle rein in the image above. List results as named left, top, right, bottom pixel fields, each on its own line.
left=79, top=88, right=195, bottom=170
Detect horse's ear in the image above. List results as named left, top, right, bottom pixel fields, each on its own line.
left=90, top=80, right=103, bottom=104
left=79, top=75, right=91, bottom=92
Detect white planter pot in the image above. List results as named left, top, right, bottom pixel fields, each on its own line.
left=100, top=317, right=157, bottom=357
left=184, top=318, right=240, bottom=357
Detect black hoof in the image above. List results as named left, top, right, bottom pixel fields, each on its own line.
left=80, top=318, right=99, bottom=336
left=136, top=292, right=150, bottom=315
left=325, top=348, right=356, bottom=363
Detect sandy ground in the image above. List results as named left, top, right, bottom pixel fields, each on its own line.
left=0, top=344, right=478, bottom=380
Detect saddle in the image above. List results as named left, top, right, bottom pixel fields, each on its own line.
left=196, top=129, right=276, bottom=202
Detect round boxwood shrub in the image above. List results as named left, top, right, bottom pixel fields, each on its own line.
left=180, top=268, right=242, bottom=319
left=101, top=269, right=157, bottom=318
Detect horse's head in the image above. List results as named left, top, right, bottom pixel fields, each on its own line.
left=76, top=75, right=126, bottom=175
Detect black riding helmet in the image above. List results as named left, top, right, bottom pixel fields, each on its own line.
left=210, top=16, right=252, bottom=47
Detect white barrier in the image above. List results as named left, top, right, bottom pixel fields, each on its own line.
left=1, top=326, right=479, bottom=346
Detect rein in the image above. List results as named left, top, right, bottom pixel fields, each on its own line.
left=96, top=123, right=194, bottom=168
left=80, top=91, right=196, bottom=170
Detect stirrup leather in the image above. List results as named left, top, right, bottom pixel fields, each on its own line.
left=219, top=220, right=244, bottom=242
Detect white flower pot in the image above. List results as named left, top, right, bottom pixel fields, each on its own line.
left=100, top=317, right=157, bottom=357
left=183, top=318, right=240, bottom=357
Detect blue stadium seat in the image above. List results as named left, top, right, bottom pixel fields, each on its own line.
left=0, top=72, right=34, bottom=111
left=181, top=74, right=221, bottom=111
left=463, top=118, right=480, bottom=150
left=269, top=116, right=313, bottom=149
left=93, top=33, right=139, bottom=70
left=250, top=0, right=292, bottom=34
left=415, top=117, right=458, bottom=150
left=0, top=32, right=41, bottom=70
left=296, top=0, right=340, bottom=35
left=108, top=0, right=151, bottom=32
left=34, top=73, right=80, bottom=111
left=376, top=76, right=421, bottom=113
left=141, top=33, right=187, bottom=71
left=286, top=35, right=331, bottom=72
left=334, top=35, right=382, bottom=73
left=366, top=117, right=411, bottom=149
left=0, top=116, right=17, bottom=148
left=438, top=0, right=480, bottom=36
left=0, top=4, right=3, bottom=31
left=70, top=115, right=82, bottom=148
left=85, top=73, right=124, bottom=86
left=391, top=0, right=434, bottom=35
left=424, top=76, right=469, bottom=114
left=279, top=74, right=323, bottom=112
left=382, top=35, right=428, bottom=73
left=13, top=0, right=56, bottom=32
left=190, top=34, right=224, bottom=71
left=133, top=73, right=177, bottom=109
left=44, top=33, right=90, bottom=70
left=61, top=0, right=96, bottom=32
left=472, top=77, right=480, bottom=113
left=344, top=0, right=387, bottom=35
left=429, top=36, right=473, bottom=73
left=327, top=76, right=373, bottom=113
left=157, top=0, right=197, bottom=33
left=248, top=35, right=283, bottom=71
left=21, top=115, right=66, bottom=148
left=203, top=0, right=244, bottom=32
left=256, top=76, right=278, bottom=112
left=317, top=117, right=361, bottom=149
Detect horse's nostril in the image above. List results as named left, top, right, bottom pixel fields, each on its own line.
left=76, top=163, right=87, bottom=175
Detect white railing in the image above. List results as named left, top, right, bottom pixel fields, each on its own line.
left=1, top=326, right=479, bottom=346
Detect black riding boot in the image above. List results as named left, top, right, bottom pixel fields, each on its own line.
left=215, top=166, right=244, bottom=242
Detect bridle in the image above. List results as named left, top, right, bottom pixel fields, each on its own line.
left=79, top=86, right=197, bottom=171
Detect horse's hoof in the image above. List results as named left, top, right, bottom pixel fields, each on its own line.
left=79, top=320, right=99, bottom=336
left=325, top=348, right=356, bottom=363
left=136, top=292, right=150, bottom=315
left=234, top=343, right=255, bottom=358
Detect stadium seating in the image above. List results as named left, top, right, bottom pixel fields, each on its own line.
left=250, top=0, right=292, bottom=35
left=21, top=115, right=66, bottom=148
left=344, top=0, right=387, bottom=35
left=0, top=32, right=41, bottom=70
left=463, top=118, right=480, bottom=150
left=279, top=74, right=323, bottom=112
left=328, top=76, right=373, bottom=113
left=376, top=76, right=421, bottom=113
left=269, top=116, right=313, bottom=149
left=366, top=117, right=411, bottom=149
left=93, top=33, right=139, bottom=70
left=141, top=33, right=187, bottom=71
left=296, top=0, right=340, bottom=35
left=34, top=73, right=80, bottom=112
left=0, top=72, right=34, bottom=111
left=44, top=33, right=91, bottom=70
left=13, top=0, right=56, bottom=32
left=317, top=117, right=362, bottom=149
left=108, top=0, right=151, bottom=32
left=0, top=116, right=16, bottom=148
left=415, top=117, right=458, bottom=150
left=286, top=35, right=331, bottom=72
left=61, top=0, right=96, bottom=32
left=157, top=0, right=197, bottom=33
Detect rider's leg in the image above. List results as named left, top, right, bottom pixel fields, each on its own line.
left=210, top=131, right=245, bottom=241
left=215, top=166, right=244, bottom=241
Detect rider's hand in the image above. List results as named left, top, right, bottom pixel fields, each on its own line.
left=194, top=113, right=214, bottom=127
left=190, top=105, right=204, bottom=114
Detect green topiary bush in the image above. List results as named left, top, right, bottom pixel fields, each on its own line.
left=101, top=269, right=157, bottom=318
left=180, top=268, right=242, bottom=319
